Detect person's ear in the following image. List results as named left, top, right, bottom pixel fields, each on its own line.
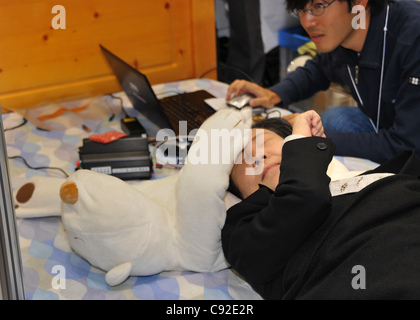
left=354, top=0, right=369, bottom=9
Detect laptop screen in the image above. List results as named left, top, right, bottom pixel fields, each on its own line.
left=0, top=113, right=25, bottom=300
left=100, top=45, right=173, bottom=133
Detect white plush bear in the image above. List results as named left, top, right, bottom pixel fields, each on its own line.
left=20, top=107, right=252, bottom=286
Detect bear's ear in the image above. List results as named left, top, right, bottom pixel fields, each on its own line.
left=60, top=181, right=79, bottom=204
left=15, top=182, right=35, bottom=208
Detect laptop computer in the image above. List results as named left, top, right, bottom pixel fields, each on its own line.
left=100, top=45, right=216, bottom=137
left=0, top=113, right=25, bottom=300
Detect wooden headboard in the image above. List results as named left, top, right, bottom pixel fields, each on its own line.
left=0, top=0, right=217, bottom=111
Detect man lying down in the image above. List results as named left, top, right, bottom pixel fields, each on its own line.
left=223, top=110, right=420, bottom=300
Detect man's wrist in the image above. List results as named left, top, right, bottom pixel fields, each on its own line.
left=282, top=134, right=306, bottom=149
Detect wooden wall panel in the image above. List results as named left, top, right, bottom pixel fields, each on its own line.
left=0, top=0, right=217, bottom=111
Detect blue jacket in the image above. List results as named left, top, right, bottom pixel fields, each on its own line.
left=270, top=0, right=420, bottom=163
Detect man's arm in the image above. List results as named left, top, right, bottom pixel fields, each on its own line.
left=222, top=137, right=334, bottom=297
left=269, top=53, right=332, bottom=106
left=225, top=53, right=331, bottom=109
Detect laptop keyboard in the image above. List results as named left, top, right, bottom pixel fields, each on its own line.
left=159, top=92, right=215, bottom=131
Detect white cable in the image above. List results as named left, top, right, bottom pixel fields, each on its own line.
left=347, top=65, right=364, bottom=107
left=374, top=4, right=390, bottom=134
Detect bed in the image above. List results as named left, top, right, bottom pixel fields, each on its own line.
left=2, top=78, right=380, bottom=300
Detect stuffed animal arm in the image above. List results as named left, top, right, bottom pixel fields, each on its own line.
left=175, top=107, right=252, bottom=271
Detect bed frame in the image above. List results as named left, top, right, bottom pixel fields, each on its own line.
left=0, top=0, right=217, bottom=111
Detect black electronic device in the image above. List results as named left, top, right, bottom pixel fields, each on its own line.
left=78, top=135, right=152, bottom=180
left=120, top=117, right=147, bottom=137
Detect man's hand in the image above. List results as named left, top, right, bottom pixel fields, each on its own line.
left=292, top=110, right=326, bottom=138
left=226, top=80, right=281, bottom=109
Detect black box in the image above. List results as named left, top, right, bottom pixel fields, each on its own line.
left=80, top=135, right=149, bottom=154
left=78, top=136, right=153, bottom=180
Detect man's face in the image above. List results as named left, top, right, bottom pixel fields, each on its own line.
left=300, top=0, right=360, bottom=53
left=230, top=129, right=285, bottom=199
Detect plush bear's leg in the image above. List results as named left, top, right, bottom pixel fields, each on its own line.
left=13, top=176, right=66, bottom=218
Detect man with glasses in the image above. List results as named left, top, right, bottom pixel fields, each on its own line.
left=226, top=0, right=420, bottom=164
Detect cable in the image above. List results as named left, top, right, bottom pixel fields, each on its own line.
left=266, top=109, right=282, bottom=118
left=4, top=118, right=28, bottom=131
left=373, top=4, right=390, bottom=135
left=108, top=94, right=129, bottom=118
left=199, top=66, right=256, bottom=83
left=3, top=113, right=69, bottom=177
left=9, top=155, right=69, bottom=178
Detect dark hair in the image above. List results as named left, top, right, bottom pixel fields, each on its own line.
left=227, top=117, right=293, bottom=200
left=285, top=0, right=390, bottom=16
left=252, top=117, right=293, bottom=139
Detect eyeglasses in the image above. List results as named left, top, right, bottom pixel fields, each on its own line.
left=291, top=0, right=337, bottom=19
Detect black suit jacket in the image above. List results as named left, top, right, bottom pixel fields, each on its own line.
left=222, top=137, right=420, bottom=300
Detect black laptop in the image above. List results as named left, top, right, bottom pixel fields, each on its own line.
left=100, top=45, right=216, bottom=137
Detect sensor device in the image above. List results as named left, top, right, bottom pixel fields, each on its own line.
left=78, top=135, right=152, bottom=180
